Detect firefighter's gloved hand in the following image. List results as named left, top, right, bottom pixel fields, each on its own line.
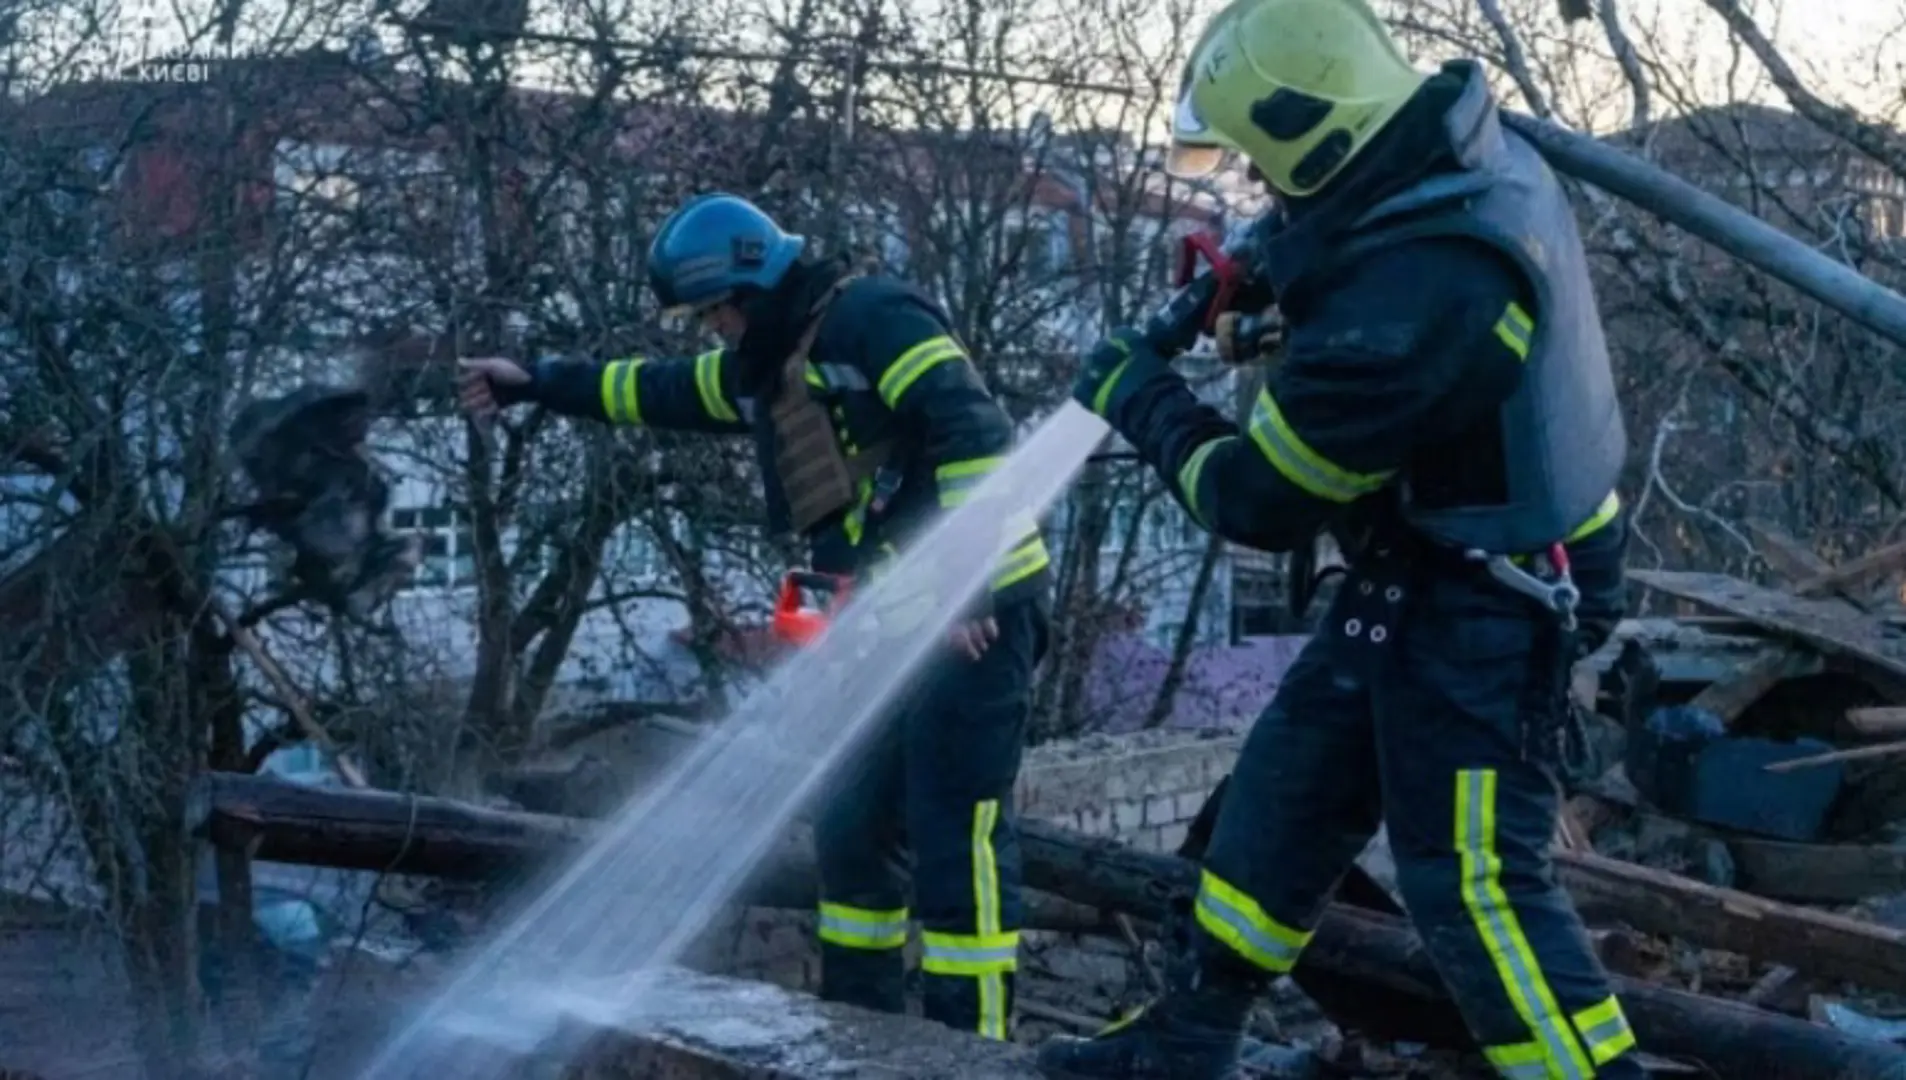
left=457, top=357, right=537, bottom=417
left=948, top=617, right=999, bottom=661
left=1073, top=327, right=1171, bottom=424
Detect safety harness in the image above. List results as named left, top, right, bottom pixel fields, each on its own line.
left=764, top=275, right=894, bottom=646
left=766, top=275, right=892, bottom=535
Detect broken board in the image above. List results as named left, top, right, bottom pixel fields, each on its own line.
left=1627, top=570, right=1906, bottom=699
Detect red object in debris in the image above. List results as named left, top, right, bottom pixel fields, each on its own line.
left=771, top=570, right=853, bottom=646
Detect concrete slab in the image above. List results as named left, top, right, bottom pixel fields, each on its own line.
left=422, top=966, right=1037, bottom=1079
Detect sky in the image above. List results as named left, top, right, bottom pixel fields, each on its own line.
left=1612, top=0, right=1902, bottom=116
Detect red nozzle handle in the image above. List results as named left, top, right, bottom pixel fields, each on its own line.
left=1176, top=231, right=1244, bottom=333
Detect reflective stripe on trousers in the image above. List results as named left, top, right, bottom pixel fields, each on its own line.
left=919, top=798, right=1017, bottom=1040
left=1193, top=867, right=1314, bottom=974
left=1460, top=768, right=1636, bottom=1077
left=817, top=902, right=909, bottom=951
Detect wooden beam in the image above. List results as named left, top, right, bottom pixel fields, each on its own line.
left=1743, top=520, right=1869, bottom=612
left=1746, top=520, right=1836, bottom=580
left=1580, top=617, right=1775, bottom=685
left=1551, top=848, right=1906, bottom=994
left=1729, top=835, right=1906, bottom=905
left=1847, top=706, right=1906, bottom=737
left=1685, top=646, right=1824, bottom=725
left=1794, top=540, right=1906, bottom=602
left=1764, top=741, right=1906, bottom=773
left=1582, top=802, right=1906, bottom=906
left=1626, top=570, right=1906, bottom=695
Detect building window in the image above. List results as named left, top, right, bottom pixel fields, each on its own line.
left=1005, top=210, right=1070, bottom=278
left=391, top=505, right=475, bottom=589
left=1871, top=197, right=1905, bottom=240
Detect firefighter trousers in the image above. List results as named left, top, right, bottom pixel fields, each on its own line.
left=812, top=596, right=1047, bottom=1040
left=1191, top=524, right=1644, bottom=1079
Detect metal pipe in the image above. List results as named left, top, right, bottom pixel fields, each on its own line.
left=1503, top=111, right=1906, bottom=349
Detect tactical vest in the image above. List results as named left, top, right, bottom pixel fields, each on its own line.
left=1264, top=61, right=1626, bottom=554
left=766, top=277, right=892, bottom=534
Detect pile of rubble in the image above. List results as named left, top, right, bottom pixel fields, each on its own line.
left=1534, top=536, right=1906, bottom=1053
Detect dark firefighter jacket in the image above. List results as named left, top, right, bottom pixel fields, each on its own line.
left=1107, top=67, right=1622, bottom=559
left=522, top=272, right=1052, bottom=615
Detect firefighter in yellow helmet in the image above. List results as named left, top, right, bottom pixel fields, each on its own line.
left=1044, top=0, right=1639, bottom=1077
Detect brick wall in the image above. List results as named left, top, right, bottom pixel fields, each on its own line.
left=1015, top=732, right=1241, bottom=853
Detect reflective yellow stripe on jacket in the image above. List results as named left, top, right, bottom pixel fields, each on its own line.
left=693, top=349, right=739, bottom=423
left=1495, top=301, right=1534, bottom=360
left=1247, top=388, right=1394, bottom=503
left=878, top=334, right=967, bottom=408
left=598, top=358, right=643, bottom=424
left=933, top=456, right=1051, bottom=592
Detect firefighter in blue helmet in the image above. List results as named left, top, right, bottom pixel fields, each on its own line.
left=459, top=192, right=1050, bottom=1040
left=1039, top=0, right=1640, bottom=1077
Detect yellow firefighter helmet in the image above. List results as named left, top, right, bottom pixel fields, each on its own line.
left=1167, top=0, right=1426, bottom=198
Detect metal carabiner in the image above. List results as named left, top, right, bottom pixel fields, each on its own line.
left=1467, top=545, right=1580, bottom=631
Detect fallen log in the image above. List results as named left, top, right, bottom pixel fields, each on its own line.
left=190, top=772, right=1906, bottom=1077
left=186, top=770, right=593, bottom=878
left=190, top=771, right=1906, bottom=998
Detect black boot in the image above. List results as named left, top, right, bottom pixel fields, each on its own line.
left=1035, top=969, right=1257, bottom=1080
left=818, top=943, right=907, bottom=1016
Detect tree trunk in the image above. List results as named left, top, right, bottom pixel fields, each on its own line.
left=1042, top=467, right=1111, bottom=740
left=1143, top=531, right=1224, bottom=729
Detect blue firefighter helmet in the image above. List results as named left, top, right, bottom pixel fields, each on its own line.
left=646, top=193, right=808, bottom=316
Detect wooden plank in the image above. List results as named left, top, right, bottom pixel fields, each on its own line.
left=1590, top=803, right=1906, bottom=906
left=1686, top=646, right=1825, bottom=724
left=1765, top=740, right=1906, bottom=773
left=1580, top=618, right=1774, bottom=684
left=1626, top=570, right=1906, bottom=690
left=1730, top=835, right=1906, bottom=905
left=1847, top=706, right=1906, bottom=737
left=1744, top=520, right=1866, bottom=614
left=1795, top=539, right=1906, bottom=600
left=1552, top=847, right=1906, bottom=995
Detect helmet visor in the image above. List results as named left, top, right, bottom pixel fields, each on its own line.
left=1167, top=142, right=1229, bottom=179
left=1166, top=89, right=1230, bottom=179
left=657, top=288, right=735, bottom=332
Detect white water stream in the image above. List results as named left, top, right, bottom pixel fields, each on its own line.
left=355, top=402, right=1109, bottom=1077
